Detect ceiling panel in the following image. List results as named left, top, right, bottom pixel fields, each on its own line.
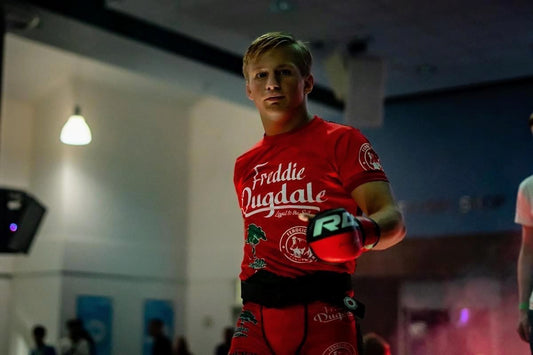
left=13, top=0, right=533, bottom=98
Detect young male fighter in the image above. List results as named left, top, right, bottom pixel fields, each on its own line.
left=231, top=32, right=406, bottom=355
left=516, top=113, right=533, bottom=353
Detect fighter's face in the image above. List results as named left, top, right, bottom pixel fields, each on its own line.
left=245, top=46, right=313, bottom=123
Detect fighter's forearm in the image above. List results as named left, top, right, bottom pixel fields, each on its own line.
left=518, top=247, right=533, bottom=305
left=518, top=226, right=533, bottom=307
left=368, top=205, right=406, bottom=250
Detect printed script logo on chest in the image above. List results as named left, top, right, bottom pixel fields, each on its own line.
left=241, top=161, right=328, bottom=218
left=251, top=162, right=305, bottom=189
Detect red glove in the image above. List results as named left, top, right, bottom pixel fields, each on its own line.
left=306, top=208, right=380, bottom=263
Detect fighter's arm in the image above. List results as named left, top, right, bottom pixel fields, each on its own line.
left=351, top=180, right=406, bottom=250
left=517, top=225, right=533, bottom=342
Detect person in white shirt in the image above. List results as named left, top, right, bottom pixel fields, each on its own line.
left=516, top=113, right=533, bottom=353
left=59, top=319, right=91, bottom=355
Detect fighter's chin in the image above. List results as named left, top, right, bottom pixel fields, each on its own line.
left=263, top=101, right=285, bottom=109
left=260, top=107, right=291, bottom=120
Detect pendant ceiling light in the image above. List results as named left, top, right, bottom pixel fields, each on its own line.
left=60, top=105, right=92, bottom=145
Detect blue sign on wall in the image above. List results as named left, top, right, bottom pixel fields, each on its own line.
left=142, top=299, right=175, bottom=355
left=76, top=295, right=113, bottom=355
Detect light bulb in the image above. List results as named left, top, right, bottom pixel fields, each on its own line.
left=60, top=107, right=92, bottom=145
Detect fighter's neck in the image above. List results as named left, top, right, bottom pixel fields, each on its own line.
left=262, top=111, right=313, bottom=136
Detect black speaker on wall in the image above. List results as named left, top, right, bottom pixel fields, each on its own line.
left=0, top=188, right=46, bottom=253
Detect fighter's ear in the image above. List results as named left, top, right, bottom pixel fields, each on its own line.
left=246, top=82, right=254, bottom=101
left=304, top=74, right=314, bottom=95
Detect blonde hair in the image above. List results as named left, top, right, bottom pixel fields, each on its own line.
left=242, top=32, right=312, bottom=80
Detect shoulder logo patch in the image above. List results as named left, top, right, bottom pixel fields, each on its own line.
left=358, top=143, right=383, bottom=171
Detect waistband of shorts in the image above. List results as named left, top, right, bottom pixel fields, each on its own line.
left=241, top=270, right=352, bottom=308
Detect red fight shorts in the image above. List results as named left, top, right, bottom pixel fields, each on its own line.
left=229, top=300, right=360, bottom=355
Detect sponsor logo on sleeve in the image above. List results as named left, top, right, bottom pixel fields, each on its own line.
left=358, top=143, right=383, bottom=171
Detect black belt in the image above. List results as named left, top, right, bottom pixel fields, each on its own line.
left=241, top=270, right=365, bottom=319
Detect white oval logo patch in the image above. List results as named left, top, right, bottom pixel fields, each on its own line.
left=279, top=226, right=317, bottom=263
left=358, top=143, right=383, bottom=171
left=322, top=341, right=356, bottom=355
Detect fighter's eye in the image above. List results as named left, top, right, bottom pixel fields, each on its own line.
left=255, top=72, right=267, bottom=79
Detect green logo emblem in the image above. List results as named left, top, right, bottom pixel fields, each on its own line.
left=247, top=224, right=267, bottom=250
left=249, top=258, right=267, bottom=270
left=246, top=224, right=268, bottom=270
left=239, top=310, right=258, bottom=325
left=233, top=326, right=249, bottom=338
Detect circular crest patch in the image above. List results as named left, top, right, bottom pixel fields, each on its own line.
left=280, top=226, right=317, bottom=263
left=358, top=143, right=383, bottom=171
left=322, top=342, right=356, bottom=355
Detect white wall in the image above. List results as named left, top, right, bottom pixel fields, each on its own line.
left=0, top=98, right=34, bottom=189
left=0, top=277, right=12, bottom=355
left=185, top=96, right=263, bottom=354
left=50, top=80, right=192, bottom=354
left=8, top=275, right=62, bottom=355
left=0, top=92, right=68, bottom=355
left=0, top=97, right=38, bottom=355
left=1, top=72, right=197, bottom=354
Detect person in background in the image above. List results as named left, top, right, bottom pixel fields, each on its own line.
left=363, top=332, right=391, bottom=355
left=174, top=335, right=193, bottom=355
left=30, top=325, right=57, bottom=355
left=214, top=327, right=233, bottom=355
left=59, top=319, right=90, bottom=355
left=516, top=112, right=533, bottom=353
left=148, top=318, right=172, bottom=355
